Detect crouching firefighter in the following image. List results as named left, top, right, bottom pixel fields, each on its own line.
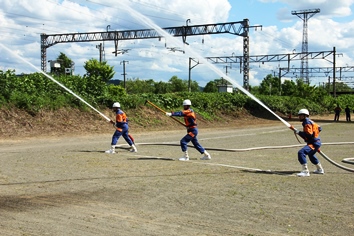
left=166, top=99, right=211, bottom=161
left=105, top=102, right=137, bottom=154
left=292, top=109, right=324, bottom=177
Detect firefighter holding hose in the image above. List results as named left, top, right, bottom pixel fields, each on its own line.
left=105, top=102, right=137, bottom=154
left=166, top=99, right=211, bottom=161
left=292, top=109, right=324, bottom=177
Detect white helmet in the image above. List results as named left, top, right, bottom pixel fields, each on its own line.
left=112, top=102, right=120, bottom=108
left=298, top=109, right=309, bottom=116
left=183, top=99, right=192, bottom=106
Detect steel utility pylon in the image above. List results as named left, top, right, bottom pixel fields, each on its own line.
left=292, top=8, right=320, bottom=84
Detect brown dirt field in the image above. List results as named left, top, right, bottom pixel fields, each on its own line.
left=0, top=108, right=353, bottom=235
left=0, top=106, right=295, bottom=139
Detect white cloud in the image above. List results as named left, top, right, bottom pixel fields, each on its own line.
left=272, top=0, right=354, bottom=23
left=1, top=0, right=354, bottom=87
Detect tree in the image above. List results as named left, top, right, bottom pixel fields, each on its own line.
left=81, top=59, right=115, bottom=98
left=293, top=79, right=318, bottom=98
left=84, top=58, right=115, bottom=82
left=154, top=81, right=172, bottom=94
left=281, top=79, right=297, bottom=96
left=203, top=80, right=218, bottom=92
left=56, top=52, right=74, bottom=75
left=125, top=78, right=155, bottom=94
left=169, top=76, right=188, bottom=92
left=190, top=80, right=200, bottom=92
left=259, top=74, right=281, bottom=95
left=249, top=85, right=260, bottom=94
left=326, top=81, right=353, bottom=93
left=203, top=78, right=232, bottom=93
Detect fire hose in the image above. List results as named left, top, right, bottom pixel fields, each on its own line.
left=137, top=141, right=354, bottom=172
left=145, top=100, right=186, bottom=127
left=289, top=125, right=354, bottom=173
left=143, top=99, right=353, bottom=173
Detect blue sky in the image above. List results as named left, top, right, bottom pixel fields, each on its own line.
left=1, top=0, right=354, bottom=88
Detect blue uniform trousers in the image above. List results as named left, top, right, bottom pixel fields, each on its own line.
left=298, top=143, right=320, bottom=165
left=111, top=124, right=133, bottom=146
left=180, top=128, right=205, bottom=154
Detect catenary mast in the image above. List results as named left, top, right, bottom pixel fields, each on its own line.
left=292, top=8, right=320, bottom=84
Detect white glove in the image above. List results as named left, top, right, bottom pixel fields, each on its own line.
left=166, top=112, right=172, bottom=116
left=294, top=129, right=300, bottom=134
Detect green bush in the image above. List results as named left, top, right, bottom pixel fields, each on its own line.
left=1, top=70, right=354, bottom=118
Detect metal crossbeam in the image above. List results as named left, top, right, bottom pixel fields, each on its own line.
left=41, top=21, right=247, bottom=48
left=205, top=50, right=335, bottom=83
left=280, top=66, right=354, bottom=76
left=280, top=65, right=354, bottom=94
left=205, top=49, right=339, bottom=94
left=206, top=50, right=334, bottom=64
left=41, top=20, right=261, bottom=78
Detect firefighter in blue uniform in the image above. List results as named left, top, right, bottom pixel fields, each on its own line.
left=292, top=109, right=324, bottom=177
left=166, top=99, right=211, bottom=161
left=105, top=102, right=137, bottom=154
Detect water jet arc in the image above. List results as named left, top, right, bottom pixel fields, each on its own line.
left=0, top=43, right=111, bottom=123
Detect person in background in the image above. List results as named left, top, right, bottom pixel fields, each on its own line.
left=334, top=105, right=341, bottom=121
left=291, top=109, right=324, bottom=177
left=105, top=102, right=137, bottom=154
left=344, top=105, right=351, bottom=122
left=166, top=99, right=211, bottom=161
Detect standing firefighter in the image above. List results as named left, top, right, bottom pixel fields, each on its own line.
left=166, top=99, right=211, bottom=161
left=105, top=102, right=137, bottom=154
left=334, top=105, right=341, bottom=121
left=292, top=109, right=324, bottom=177
left=344, top=105, right=351, bottom=122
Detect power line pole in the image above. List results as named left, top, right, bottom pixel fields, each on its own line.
left=292, top=8, right=320, bottom=84
left=120, top=60, right=129, bottom=89
left=103, top=25, right=110, bottom=61
left=96, top=43, right=103, bottom=63
left=223, top=65, right=232, bottom=85
left=224, top=65, right=231, bottom=76
left=188, top=57, right=199, bottom=92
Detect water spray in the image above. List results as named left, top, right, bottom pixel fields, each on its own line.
left=113, top=0, right=291, bottom=128
left=2, top=3, right=351, bottom=173
left=0, top=43, right=112, bottom=123
left=112, top=1, right=353, bottom=173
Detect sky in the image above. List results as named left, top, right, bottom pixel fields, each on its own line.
left=1, top=0, right=354, bottom=88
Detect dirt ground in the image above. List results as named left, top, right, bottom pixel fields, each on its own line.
left=0, top=109, right=353, bottom=236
